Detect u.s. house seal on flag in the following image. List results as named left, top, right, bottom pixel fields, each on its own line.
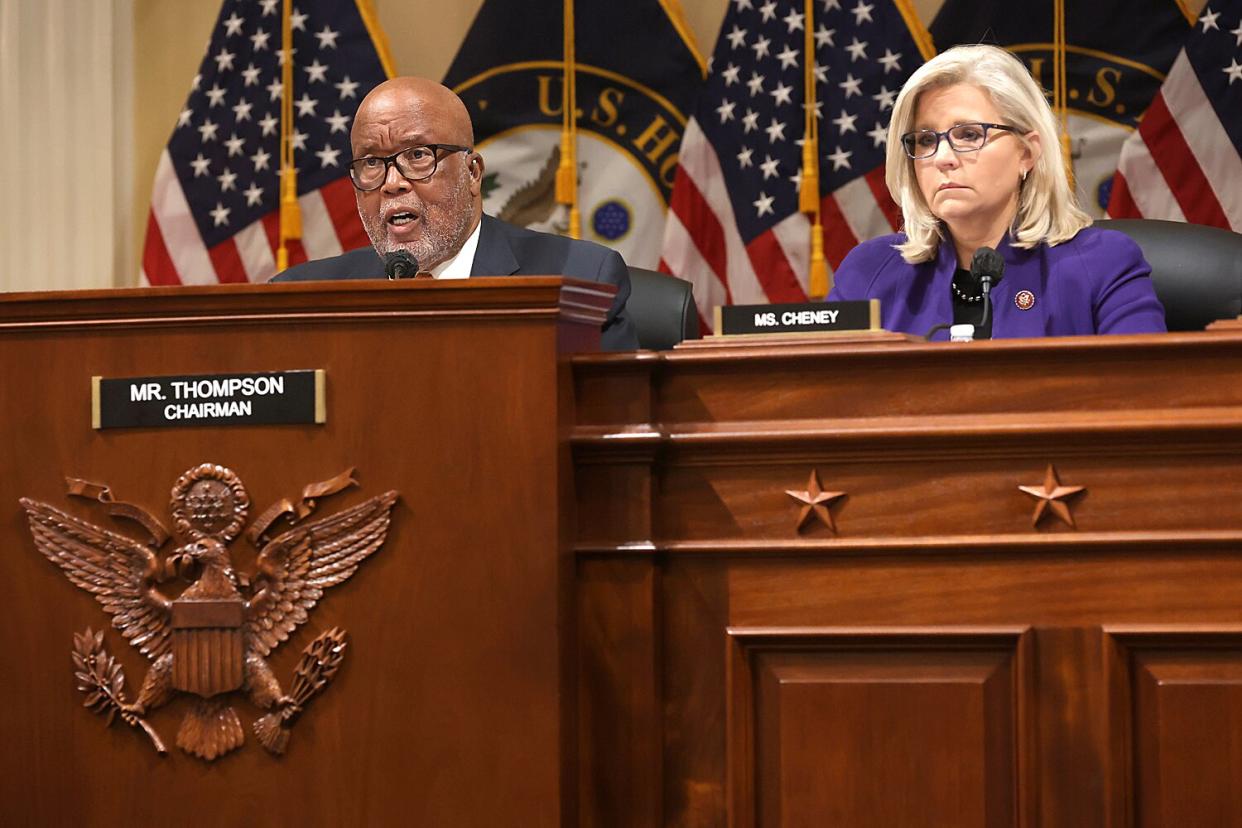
left=443, top=1, right=705, bottom=269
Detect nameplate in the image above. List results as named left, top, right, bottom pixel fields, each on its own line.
left=92, top=370, right=325, bottom=430
left=714, top=301, right=880, bottom=336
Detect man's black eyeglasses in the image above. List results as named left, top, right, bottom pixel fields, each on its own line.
left=348, top=144, right=472, bottom=191
left=900, top=122, right=1020, bottom=160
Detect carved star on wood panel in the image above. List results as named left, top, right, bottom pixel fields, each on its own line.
left=1018, top=464, right=1086, bottom=528
left=785, top=470, right=846, bottom=533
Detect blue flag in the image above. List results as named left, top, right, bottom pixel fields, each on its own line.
left=443, top=0, right=705, bottom=268
left=929, top=0, right=1193, bottom=214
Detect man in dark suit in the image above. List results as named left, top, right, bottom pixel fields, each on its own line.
left=272, top=77, right=638, bottom=352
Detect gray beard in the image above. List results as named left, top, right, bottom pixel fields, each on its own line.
left=361, top=173, right=475, bottom=271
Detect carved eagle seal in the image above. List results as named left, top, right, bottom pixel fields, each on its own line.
left=21, top=463, right=398, bottom=761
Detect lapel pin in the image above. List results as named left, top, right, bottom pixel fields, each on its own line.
left=1015, top=290, right=1035, bottom=311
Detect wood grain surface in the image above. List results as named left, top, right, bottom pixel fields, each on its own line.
left=0, top=279, right=609, bottom=827
left=574, top=329, right=1242, bottom=827
left=8, top=287, right=1242, bottom=826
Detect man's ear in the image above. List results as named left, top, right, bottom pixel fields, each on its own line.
left=467, top=152, right=485, bottom=195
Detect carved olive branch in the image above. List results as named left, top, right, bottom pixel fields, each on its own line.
left=71, top=628, right=167, bottom=755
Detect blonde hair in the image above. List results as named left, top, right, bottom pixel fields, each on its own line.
left=885, top=44, right=1091, bottom=263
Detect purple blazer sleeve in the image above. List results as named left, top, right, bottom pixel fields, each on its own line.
left=827, top=235, right=905, bottom=303
left=1074, top=228, right=1168, bottom=334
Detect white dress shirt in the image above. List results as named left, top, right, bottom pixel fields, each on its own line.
left=429, top=220, right=482, bottom=280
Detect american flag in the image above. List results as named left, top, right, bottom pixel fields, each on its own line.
left=141, top=0, right=390, bottom=285
left=1107, top=0, right=1242, bottom=231
left=661, top=0, right=931, bottom=327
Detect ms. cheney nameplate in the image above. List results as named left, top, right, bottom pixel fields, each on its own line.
left=92, top=370, right=325, bottom=429
left=714, top=300, right=880, bottom=336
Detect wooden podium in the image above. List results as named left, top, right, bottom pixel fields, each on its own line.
left=7, top=279, right=1242, bottom=827
left=0, top=279, right=612, bottom=826
left=572, top=326, right=1242, bottom=827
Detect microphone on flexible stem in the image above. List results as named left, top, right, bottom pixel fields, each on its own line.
left=971, top=246, right=1005, bottom=339
left=927, top=246, right=1007, bottom=342
left=383, top=250, right=420, bottom=280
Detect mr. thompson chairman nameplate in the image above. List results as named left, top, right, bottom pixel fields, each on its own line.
left=92, top=370, right=325, bottom=429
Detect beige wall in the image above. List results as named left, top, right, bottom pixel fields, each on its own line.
left=132, top=0, right=221, bottom=284
left=127, top=0, right=949, bottom=287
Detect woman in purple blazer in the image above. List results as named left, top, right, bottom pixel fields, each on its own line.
left=828, top=45, right=1166, bottom=339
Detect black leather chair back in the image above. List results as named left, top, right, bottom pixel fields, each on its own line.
left=1105, top=219, right=1242, bottom=332
left=626, top=267, right=697, bottom=349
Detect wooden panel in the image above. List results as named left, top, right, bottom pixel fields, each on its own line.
left=647, top=454, right=1242, bottom=541
left=639, top=334, right=1242, bottom=424
left=662, top=560, right=731, bottom=827
left=578, top=557, right=663, bottom=828
left=573, top=331, right=1242, bottom=826
left=0, top=280, right=608, bottom=827
left=1107, top=630, right=1242, bottom=827
left=576, top=462, right=654, bottom=544
left=728, top=628, right=1032, bottom=828
left=573, top=354, right=658, bottom=428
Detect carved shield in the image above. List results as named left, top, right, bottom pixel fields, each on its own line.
left=170, top=598, right=245, bottom=697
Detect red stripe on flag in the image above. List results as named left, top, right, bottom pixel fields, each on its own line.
left=747, top=230, right=808, bottom=303
left=262, top=212, right=309, bottom=268
left=694, top=308, right=711, bottom=337
left=818, top=195, right=860, bottom=269
left=863, top=166, right=901, bottom=231
left=1105, top=172, right=1141, bottom=219
left=1140, top=94, right=1230, bottom=228
left=669, top=167, right=733, bottom=303
left=207, top=238, right=250, bottom=284
left=321, top=177, right=369, bottom=250
left=262, top=211, right=279, bottom=257
left=287, top=239, right=308, bottom=267
left=289, top=239, right=308, bottom=266
left=142, top=210, right=183, bottom=286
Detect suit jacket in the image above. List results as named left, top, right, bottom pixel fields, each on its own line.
left=272, top=214, right=639, bottom=351
left=828, top=226, right=1168, bottom=339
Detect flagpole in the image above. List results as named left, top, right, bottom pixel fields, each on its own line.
left=1052, top=0, right=1074, bottom=187
left=800, top=0, right=829, bottom=299
left=555, top=0, right=581, bottom=239
left=278, top=0, right=303, bottom=271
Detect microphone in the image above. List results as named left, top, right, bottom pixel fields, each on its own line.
left=383, top=250, right=419, bottom=280
left=971, top=246, right=1005, bottom=337
left=925, top=246, right=1006, bottom=342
